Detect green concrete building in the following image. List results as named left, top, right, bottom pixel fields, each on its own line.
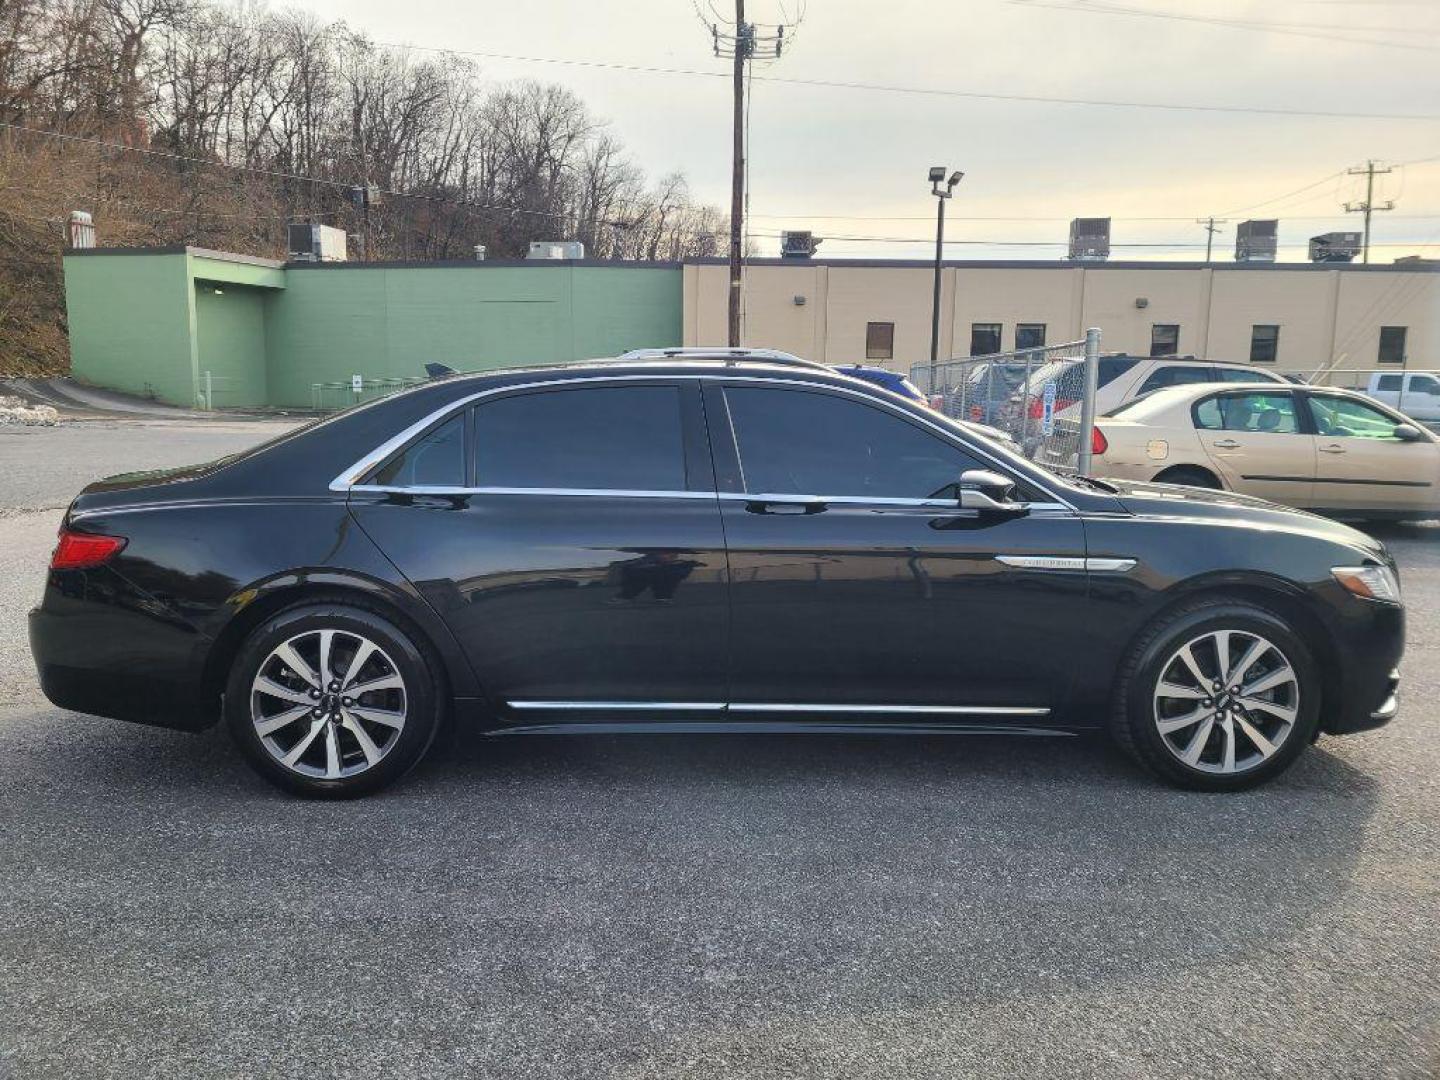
left=62, top=247, right=685, bottom=409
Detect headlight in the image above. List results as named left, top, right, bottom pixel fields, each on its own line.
left=1331, top=564, right=1402, bottom=604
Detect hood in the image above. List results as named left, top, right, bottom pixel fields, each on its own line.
left=1103, top=477, right=1391, bottom=562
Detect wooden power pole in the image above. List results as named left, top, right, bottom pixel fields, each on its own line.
left=728, top=0, right=747, bottom=347
left=1345, top=160, right=1395, bottom=264
left=705, top=5, right=791, bottom=347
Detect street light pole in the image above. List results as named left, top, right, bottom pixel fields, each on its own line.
left=928, top=167, right=963, bottom=367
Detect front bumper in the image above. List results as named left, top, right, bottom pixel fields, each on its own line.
left=1319, top=596, right=1404, bottom=736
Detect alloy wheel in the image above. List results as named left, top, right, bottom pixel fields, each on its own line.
left=249, top=628, right=408, bottom=779
left=1152, top=629, right=1299, bottom=775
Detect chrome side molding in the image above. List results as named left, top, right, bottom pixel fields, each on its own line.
left=995, top=555, right=1137, bottom=573
left=507, top=701, right=1051, bottom=717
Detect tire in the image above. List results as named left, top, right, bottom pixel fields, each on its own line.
left=1110, top=598, right=1320, bottom=791
left=1154, top=466, right=1222, bottom=490
left=224, top=601, right=442, bottom=798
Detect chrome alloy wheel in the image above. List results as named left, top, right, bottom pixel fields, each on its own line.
left=249, top=629, right=408, bottom=779
left=1152, top=629, right=1299, bottom=775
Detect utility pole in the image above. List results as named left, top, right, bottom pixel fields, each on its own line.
left=705, top=6, right=791, bottom=347
left=1344, top=160, right=1395, bottom=264
left=729, top=2, right=747, bottom=347
left=1196, top=217, right=1228, bottom=263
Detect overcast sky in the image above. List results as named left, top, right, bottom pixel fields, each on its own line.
left=296, top=0, right=1440, bottom=262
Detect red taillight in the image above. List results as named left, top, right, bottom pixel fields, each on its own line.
left=1027, top=398, right=1043, bottom=419
left=1092, top=426, right=1109, bottom=456
left=51, top=528, right=126, bottom=570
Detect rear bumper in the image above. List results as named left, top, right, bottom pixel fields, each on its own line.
left=29, top=600, right=215, bottom=733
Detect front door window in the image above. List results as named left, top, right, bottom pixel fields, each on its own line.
left=723, top=385, right=986, bottom=500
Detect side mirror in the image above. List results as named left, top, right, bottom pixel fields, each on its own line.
left=958, top=468, right=1026, bottom=512
left=1393, top=423, right=1425, bottom=442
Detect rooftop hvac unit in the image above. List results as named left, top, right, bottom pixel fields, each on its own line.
left=287, top=223, right=348, bottom=262
left=1068, top=218, right=1111, bottom=261
left=1235, top=220, right=1278, bottom=263
left=527, top=240, right=585, bottom=261
left=1309, top=231, right=1361, bottom=263
left=780, top=230, right=822, bottom=259
left=67, top=210, right=96, bottom=249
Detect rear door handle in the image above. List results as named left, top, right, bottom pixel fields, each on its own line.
left=746, top=499, right=826, bottom=515
left=1211, top=439, right=1241, bottom=449
left=1319, top=444, right=1346, bottom=454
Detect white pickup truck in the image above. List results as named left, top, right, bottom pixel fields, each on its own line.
left=1363, top=371, right=1440, bottom=422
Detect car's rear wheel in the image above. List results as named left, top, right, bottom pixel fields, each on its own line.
left=225, top=602, right=441, bottom=798
left=1111, top=598, right=1320, bottom=791
left=1153, top=465, right=1222, bottom=490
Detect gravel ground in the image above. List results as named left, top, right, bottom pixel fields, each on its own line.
left=0, top=420, right=1436, bottom=1079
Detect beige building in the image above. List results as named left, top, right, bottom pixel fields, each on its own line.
left=682, top=260, right=1440, bottom=376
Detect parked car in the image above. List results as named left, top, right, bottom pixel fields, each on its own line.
left=31, top=351, right=1402, bottom=797
left=1087, top=381, right=1440, bottom=519
left=832, top=364, right=1017, bottom=447
left=1361, top=370, right=1440, bottom=422
left=1010, top=355, right=1290, bottom=428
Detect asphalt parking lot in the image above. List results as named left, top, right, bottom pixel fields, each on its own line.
left=1, top=418, right=1437, bottom=1079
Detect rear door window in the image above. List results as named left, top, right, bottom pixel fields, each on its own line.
left=1137, top=365, right=1216, bottom=397
left=475, top=385, right=687, bottom=491
left=1194, top=392, right=1299, bottom=433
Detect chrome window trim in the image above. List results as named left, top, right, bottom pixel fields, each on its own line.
left=350, top=484, right=720, bottom=500
left=507, top=700, right=1050, bottom=717
left=329, top=372, right=1078, bottom=511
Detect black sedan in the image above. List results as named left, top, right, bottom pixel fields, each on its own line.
left=30, top=353, right=1403, bottom=797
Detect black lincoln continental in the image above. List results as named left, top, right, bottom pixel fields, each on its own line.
left=30, top=349, right=1403, bottom=797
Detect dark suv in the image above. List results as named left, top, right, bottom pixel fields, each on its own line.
left=30, top=351, right=1403, bottom=797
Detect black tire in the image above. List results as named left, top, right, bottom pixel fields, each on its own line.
left=224, top=601, right=442, bottom=798
left=1153, top=466, right=1222, bottom=490
left=1110, top=597, right=1321, bottom=792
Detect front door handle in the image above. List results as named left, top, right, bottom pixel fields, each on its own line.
left=1319, top=444, right=1346, bottom=454
left=1211, top=439, right=1241, bottom=449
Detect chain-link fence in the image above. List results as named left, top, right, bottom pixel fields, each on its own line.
left=310, top=377, right=427, bottom=411
left=910, top=330, right=1101, bottom=473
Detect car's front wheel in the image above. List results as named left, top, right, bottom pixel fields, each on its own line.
left=1111, top=598, right=1321, bottom=791
left=225, top=602, right=441, bottom=798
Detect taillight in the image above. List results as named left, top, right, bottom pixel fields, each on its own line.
left=51, top=528, right=126, bottom=570
left=1092, top=427, right=1109, bottom=455
left=1027, top=398, right=1043, bottom=419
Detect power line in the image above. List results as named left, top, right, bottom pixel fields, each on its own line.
left=358, top=38, right=1440, bottom=122
left=0, top=120, right=575, bottom=222
left=1007, top=0, right=1440, bottom=52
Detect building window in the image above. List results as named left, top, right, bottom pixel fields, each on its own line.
left=1250, top=325, right=1280, bottom=363
left=1150, top=324, right=1180, bottom=357
left=1379, top=326, right=1408, bottom=365
left=970, top=323, right=1002, bottom=357
left=1015, top=323, right=1047, bottom=351
left=865, top=321, right=895, bottom=361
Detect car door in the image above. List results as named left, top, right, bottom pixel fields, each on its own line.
left=706, top=379, right=1091, bottom=716
left=1193, top=389, right=1315, bottom=506
left=348, top=379, right=731, bottom=716
left=1304, top=391, right=1440, bottom=513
